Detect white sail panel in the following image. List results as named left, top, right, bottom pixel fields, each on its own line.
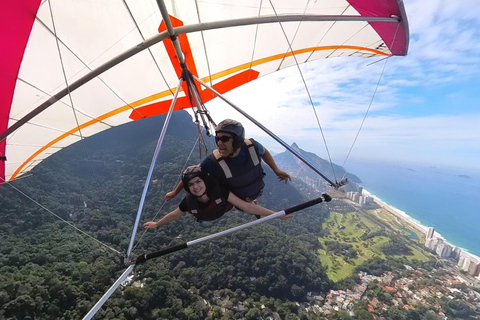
left=1, top=0, right=409, bottom=181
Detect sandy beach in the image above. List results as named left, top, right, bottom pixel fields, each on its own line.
left=362, top=189, right=428, bottom=234
left=361, top=189, right=480, bottom=264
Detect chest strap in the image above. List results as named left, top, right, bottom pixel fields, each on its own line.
left=189, top=198, right=223, bottom=214
left=212, top=139, right=260, bottom=179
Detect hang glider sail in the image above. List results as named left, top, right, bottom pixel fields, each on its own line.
left=0, top=0, right=409, bottom=183
left=1, top=1, right=410, bottom=319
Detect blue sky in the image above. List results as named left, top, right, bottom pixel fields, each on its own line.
left=201, top=0, right=480, bottom=172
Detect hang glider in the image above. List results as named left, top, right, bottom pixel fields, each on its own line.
left=0, top=0, right=408, bottom=184
left=1, top=1, right=410, bottom=319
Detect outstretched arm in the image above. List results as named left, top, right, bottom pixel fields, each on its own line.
left=261, top=148, right=291, bottom=183
left=165, top=182, right=184, bottom=201
left=227, top=192, right=292, bottom=220
left=143, top=208, right=184, bottom=229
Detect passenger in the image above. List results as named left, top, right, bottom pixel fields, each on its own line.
left=143, top=166, right=291, bottom=229
left=165, top=119, right=291, bottom=204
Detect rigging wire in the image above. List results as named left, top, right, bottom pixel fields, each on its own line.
left=341, top=57, right=389, bottom=170
left=0, top=177, right=121, bottom=255
left=267, top=0, right=338, bottom=184
left=276, top=0, right=311, bottom=70
left=8, top=116, right=82, bottom=137
left=340, top=23, right=401, bottom=175
left=131, top=133, right=202, bottom=254
left=46, top=1, right=96, bottom=179
left=326, top=23, right=371, bottom=59
left=34, top=17, right=144, bottom=122
left=13, top=78, right=113, bottom=134
left=6, top=2, right=112, bottom=247
left=182, top=68, right=217, bottom=140
left=304, top=5, right=351, bottom=62
left=247, top=0, right=263, bottom=83
left=121, top=0, right=190, bottom=114
left=194, top=0, right=214, bottom=90
left=195, top=121, right=209, bottom=158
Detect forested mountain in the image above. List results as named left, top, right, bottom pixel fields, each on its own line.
left=0, top=111, right=341, bottom=320
left=274, top=142, right=361, bottom=193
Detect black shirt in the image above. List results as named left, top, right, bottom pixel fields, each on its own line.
left=178, top=186, right=230, bottom=213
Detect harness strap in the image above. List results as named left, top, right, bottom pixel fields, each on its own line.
left=190, top=198, right=223, bottom=214
left=213, top=149, right=233, bottom=178
left=190, top=197, right=226, bottom=218
left=245, top=140, right=259, bottom=166
left=213, top=139, right=259, bottom=179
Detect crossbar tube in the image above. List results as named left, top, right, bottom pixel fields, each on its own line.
left=140, top=195, right=328, bottom=262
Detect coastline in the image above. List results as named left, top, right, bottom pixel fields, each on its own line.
left=362, top=189, right=480, bottom=264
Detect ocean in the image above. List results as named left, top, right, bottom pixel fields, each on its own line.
left=344, top=160, right=480, bottom=257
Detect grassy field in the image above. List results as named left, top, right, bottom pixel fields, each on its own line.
left=368, top=208, right=426, bottom=244
left=318, top=210, right=430, bottom=282
left=396, top=245, right=430, bottom=262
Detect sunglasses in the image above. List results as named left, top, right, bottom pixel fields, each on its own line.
left=215, top=135, right=233, bottom=143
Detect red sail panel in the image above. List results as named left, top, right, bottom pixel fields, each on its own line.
left=0, top=0, right=42, bottom=182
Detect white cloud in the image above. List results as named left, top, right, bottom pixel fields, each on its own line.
left=403, top=0, right=480, bottom=82
left=192, top=0, right=480, bottom=171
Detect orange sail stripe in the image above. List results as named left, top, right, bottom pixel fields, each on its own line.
left=159, top=16, right=202, bottom=104
left=210, top=46, right=389, bottom=81
left=11, top=45, right=386, bottom=180
left=130, top=69, right=260, bottom=120
left=129, top=96, right=192, bottom=121
left=212, top=69, right=260, bottom=95
left=11, top=105, right=132, bottom=180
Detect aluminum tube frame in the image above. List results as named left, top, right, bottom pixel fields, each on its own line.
left=397, top=0, right=410, bottom=51
left=156, top=0, right=185, bottom=64
left=187, top=210, right=286, bottom=246
left=0, top=14, right=401, bottom=142
left=82, top=264, right=135, bottom=320
left=156, top=0, right=209, bottom=132
left=125, top=78, right=183, bottom=259
left=142, top=196, right=325, bottom=261
left=185, top=72, right=211, bottom=133
left=193, top=76, right=339, bottom=187
left=190, top=88, right=210, bottom=132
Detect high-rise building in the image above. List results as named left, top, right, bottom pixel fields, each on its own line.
left=468, top=261, right=480, bottom=277
left=452, top=247, right=462, bottom=260
left=444, top=245, right=452, bottom=258
left=431, top=238, right=442, bottom=251
left=358, top=187, right=363, bottom=196
left=458, top=255, right=466, bottom=267
left=425, top=238, right=435, bottom=250
left=426, top=227, right=434, bottom=239
left=462, top=257, right=472, bottom=272
left=435, top=243, right=443, bottom=257
left=353, top=192, right=360, bottom=203
left=435, top=243, right=452, bottom=258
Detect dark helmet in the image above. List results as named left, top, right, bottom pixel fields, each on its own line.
left=215, top=119, right=245, bottom=150
left=182, top=166, right=208, bottom=194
